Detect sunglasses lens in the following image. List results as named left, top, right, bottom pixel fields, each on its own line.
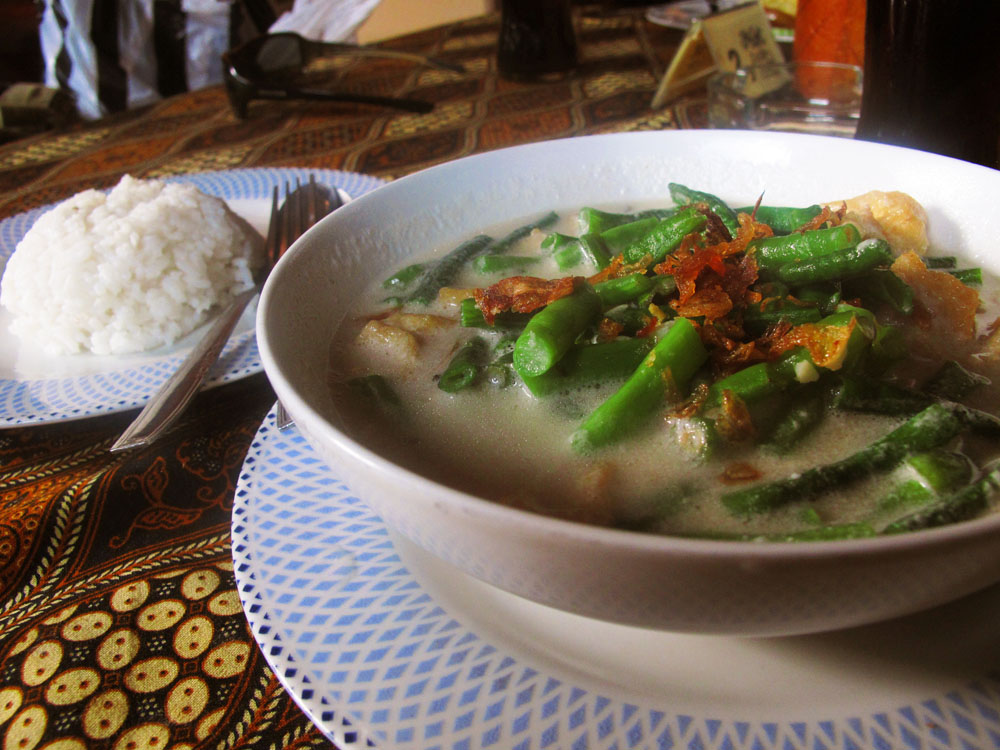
left=231, top=35, right=305, bottom=79
left=252, top=36, right=305, bottom=76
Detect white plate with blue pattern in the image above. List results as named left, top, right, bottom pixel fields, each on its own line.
left=0, top=168, right=384, bottom=426
left=233, top=409, right=1000, bottom=750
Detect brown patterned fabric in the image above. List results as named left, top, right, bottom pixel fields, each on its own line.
left=0, top=9, right=701, bottom=749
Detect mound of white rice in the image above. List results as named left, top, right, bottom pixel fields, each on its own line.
left=0, top=175, right=263, bottom=356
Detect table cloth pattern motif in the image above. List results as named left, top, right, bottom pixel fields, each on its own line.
left=0, top=9, right=697, bottom=749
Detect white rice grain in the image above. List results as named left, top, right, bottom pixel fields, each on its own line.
left=0, top=175, right=263, bottom=356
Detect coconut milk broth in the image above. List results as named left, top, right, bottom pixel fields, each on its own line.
left=329, top=203, right=1000, bottom=538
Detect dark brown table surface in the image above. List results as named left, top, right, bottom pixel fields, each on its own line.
left=0, top=8, right=704, bottom=749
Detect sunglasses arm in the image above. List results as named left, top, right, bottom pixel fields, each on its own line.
left=253, top=86, right=434, bottom=114
left=302, top=40, right=466, bottom=75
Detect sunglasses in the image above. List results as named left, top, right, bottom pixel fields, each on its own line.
left=222, top=32, right=466, bottom=119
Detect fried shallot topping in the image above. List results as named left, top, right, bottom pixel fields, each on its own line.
left=671, top=283, right=733, bottom=321
left=721, top=211, right=775, bottom=256
left=693, top=202, right=733, bottom=244
left=666, top=381, right=709, bottom=419
left=766, top=318, right=859, bottom=371
left=720, top=462, right=764, bottom=484
left=588, top=254, right=651, bottom=284
left=656, top=236, right=726, bottom=303
left=474, top=275, right=580, bottom=324
left=714, top=389, right=756, bottom=443
left=651, top=212, right=771, bottom=328
left=596, top=316, right=625, bottom=342
left=795, top=203, right=845, bottom=233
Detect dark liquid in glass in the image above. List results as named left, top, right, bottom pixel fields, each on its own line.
left=497, top=0, right=577, bottom=80
left=855, top=0, right=1000, bottom=168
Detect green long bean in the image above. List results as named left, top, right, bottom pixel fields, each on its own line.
left=573, top=318, right=708, bottom=451
left=521, top=337, right=654, bottom=397
left=484, top=211, right=559, bottom=255
left=907, top=450, right=973, bottom=492
left=925, top=256, right=957, bottom=269
left=878, top=450, right=974, bottom=513
left=578, top=207, right=638, bottom=235
left=592, top=273, right=658, bottom=309
left=762, top=384, right=826, bottom=454
left=346, top=374, right=402, bottom=413
left=704, top=306, right=874, bottom=410
left=842, top=269, right=914, bottom=315
left=407, top=234, right=492, bottom=304
left=599, top=217, right=660, bottom=255
left=768, top=238, right=894, bottom=285
left=742, top=298, right=823, bottom=336
left=578, top=206, right=677, bottom=235
left=883, top=464, right=1000, bottom=533
left=923, top=360, right=991, bottom=401
left=831, top=374, right=1000, bottom=438
left=751, top=224, right=861, bottom=272
left=438, top=337, right=488, bottom=392
left=790, top=282, right=842, bottom=315
left=830, top=376, right=934, bottom=416
left=668, top=183, right=740, bottom=237
left=544, top=232, right=611, bottom=271
left=736, top=204, right=823, bottom=234
left=513, top=284, right=602, bottom=377
left=704, top=349, right=813, bottom=409
left=621, top=208, right=708, bottom=265
left=407, top=213, right=559, bottom=303
left=722, top=403, right=965, bottom=516
left=459, top=297, right=531, bottom=329
left=382, top=263, right=425, bottom=290
left=950, top=268, right=983, bottom=285
left=877, top=480, right=933, bottom=513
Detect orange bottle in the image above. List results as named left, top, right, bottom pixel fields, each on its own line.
left=792, top=0, right=865, bottom=99
left=793, top=0, right=866, bottom=66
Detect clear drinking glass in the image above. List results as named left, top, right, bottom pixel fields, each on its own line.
left=707, top=61, right=863, bottom=137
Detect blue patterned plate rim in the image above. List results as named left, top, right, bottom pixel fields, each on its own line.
left=0, top=167, right=385, bottom=427
left=232, top=410, right=1000, bottom=750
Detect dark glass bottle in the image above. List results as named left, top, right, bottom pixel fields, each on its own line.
left=855, top=0, right=1000, bottom=168
left=496, top=0, right=578, bottom=81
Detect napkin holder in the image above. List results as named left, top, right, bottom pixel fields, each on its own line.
left=652, top=2, right=787, bottom=108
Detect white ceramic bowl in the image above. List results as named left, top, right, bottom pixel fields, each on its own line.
left=257, top=130, right=1000, bottom=637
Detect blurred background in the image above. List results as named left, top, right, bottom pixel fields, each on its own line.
left=2, top=0, right=844, bottom=148
left=0, top=0, right=496, bottom=140
left=357, top=0, right=492, bottom=43
left=0, top=0, right=493, bottom=88
left=3, top=0, right=44, bottom=86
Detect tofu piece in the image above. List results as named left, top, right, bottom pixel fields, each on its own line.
left=891, top=251, right=979, bottom=342
left=828, top=190, right=929, bottom=256
left=355, top=319, right=419, bottom=366
left=436, top=287, right=478, bottom=307
left=383, top=312, right=455, bottom=334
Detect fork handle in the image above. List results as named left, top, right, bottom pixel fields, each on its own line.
left=110, top=287, right=258, bottom=452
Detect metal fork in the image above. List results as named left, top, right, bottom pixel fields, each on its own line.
left=110, top=176, right=338, bottom=452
